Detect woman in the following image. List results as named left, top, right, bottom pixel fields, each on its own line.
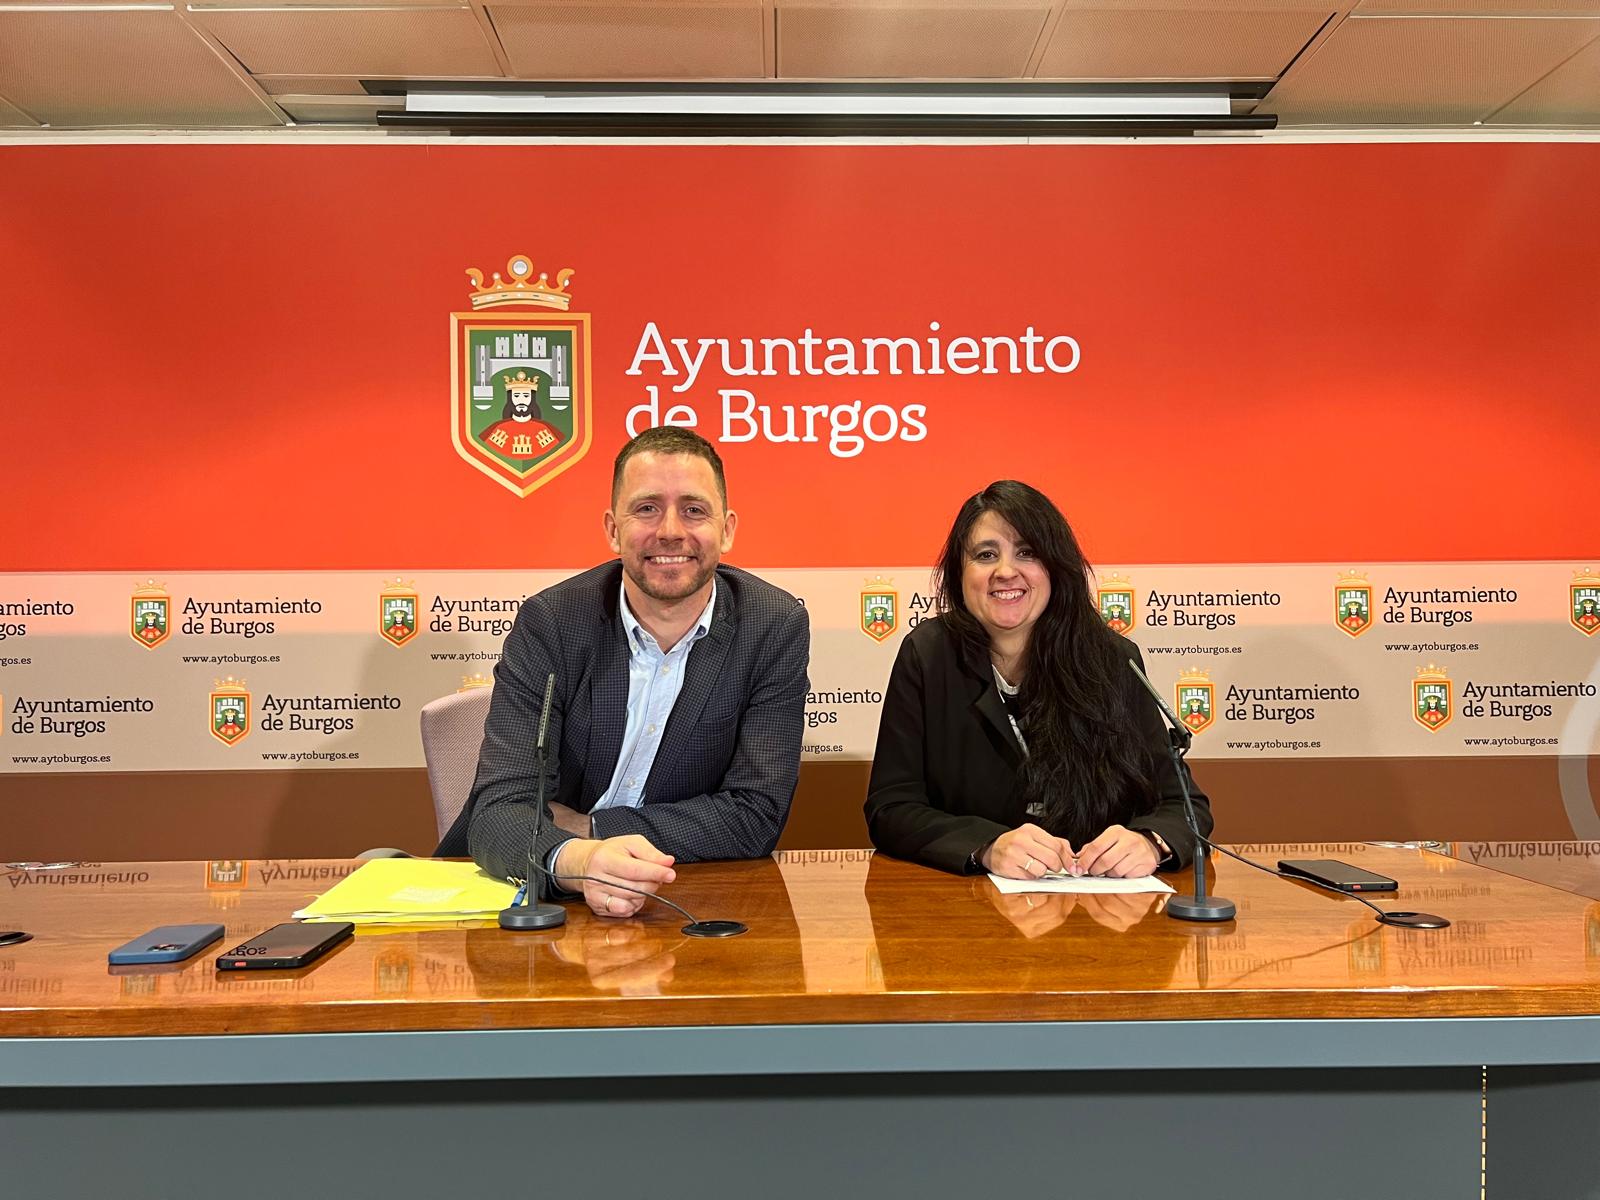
left=865, top=481, right=1212, bottom=880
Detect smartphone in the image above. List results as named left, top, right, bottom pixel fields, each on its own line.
left=216, top=921, right=354, bottom=970
left=1278, top=859, right=1399, bottom=893
left=108, top=924, right=225, bottom=965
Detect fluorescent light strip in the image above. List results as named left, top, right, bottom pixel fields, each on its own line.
left=407, top=92, right=1233, bottom=118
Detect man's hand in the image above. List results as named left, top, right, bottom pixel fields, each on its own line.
left=548, top=801, right=591, bottom=839
left=552, top=834, right=676, bottom=919
left=981, top=823, right=1078, bottom=879
left=1076, top=825, right=1159, bottom=879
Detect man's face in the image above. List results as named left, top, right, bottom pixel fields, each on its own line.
left=605, top=451, right=736, bottom=605
left=508, top=386, right=536, bottom=417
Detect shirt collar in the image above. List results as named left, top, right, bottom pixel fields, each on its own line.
left=619, top=577, right=717, bottom=653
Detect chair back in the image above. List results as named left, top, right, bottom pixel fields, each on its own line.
left=419, top=686, right=493, bottom=840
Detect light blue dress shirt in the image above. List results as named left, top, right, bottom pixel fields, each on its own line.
left=593, top=579, right=717, bottom=811
left=544, top=580, right=716, bottom=878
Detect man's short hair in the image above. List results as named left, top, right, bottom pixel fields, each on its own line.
left=611, top=426, right=728, bottom=507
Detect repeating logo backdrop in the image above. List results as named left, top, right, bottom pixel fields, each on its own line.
left=1, top=563, right=1595, bottom=773
left=1, top=142, right=1598, bottom=787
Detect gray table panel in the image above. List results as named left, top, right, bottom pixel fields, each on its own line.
left=6, top=1015, right=1600, bottom=1088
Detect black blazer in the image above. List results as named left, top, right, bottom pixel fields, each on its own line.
left=864, top=615, right=1212, bottom=875
left=435, top=562, right=810, bottom=890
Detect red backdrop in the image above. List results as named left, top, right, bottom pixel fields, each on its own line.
left=3, top=142, right=1596, bottom=571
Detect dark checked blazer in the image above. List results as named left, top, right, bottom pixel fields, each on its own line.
left=435, top=562, right=810, bottom=895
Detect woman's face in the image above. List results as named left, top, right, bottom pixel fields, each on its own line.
left=961, top=511, right=1052, bottom=644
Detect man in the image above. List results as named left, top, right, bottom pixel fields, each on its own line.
left=480, top=371, right=562, bottom=462
left=435, top=426, right=810, bottom=919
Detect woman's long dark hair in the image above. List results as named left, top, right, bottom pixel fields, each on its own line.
left=933, top=481, right=1155, bottom=845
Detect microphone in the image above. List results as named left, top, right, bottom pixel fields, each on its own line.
left=1125, top=659, right=1450, bottom=931
left=1125, top=658, right=1235, bottom=922
left=500, top=673, right=567, bottom=931
left=499, top=673, right=747, bottom=938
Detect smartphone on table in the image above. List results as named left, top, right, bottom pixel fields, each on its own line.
left=1277, top=859, right=1399, bottom=893
left=108, top=924, right=226, bottom=965
left=216, top=921, right=354, bottom=970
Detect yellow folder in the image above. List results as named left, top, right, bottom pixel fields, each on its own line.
left=293, top=858, right=517, bottom=923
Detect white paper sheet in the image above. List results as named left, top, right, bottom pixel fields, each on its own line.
left=988, top=872, right=1175, bottom=895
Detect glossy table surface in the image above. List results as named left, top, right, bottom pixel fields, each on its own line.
left=4, top=843, right=1600, bottom=1039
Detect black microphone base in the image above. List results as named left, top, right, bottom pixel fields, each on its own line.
left=499, top=903, right=567, bottom=931
left=1166, top=893, right=1237, bottom=922
left=683, top=920, right=746, bottom=938
left=1377, top=910, right=1451, bottom=929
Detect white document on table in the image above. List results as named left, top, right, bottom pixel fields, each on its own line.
left=988, top=872, right=1175, bottom=895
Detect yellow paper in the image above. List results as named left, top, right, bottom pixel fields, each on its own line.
left=294, top=858, right=517, bottom=923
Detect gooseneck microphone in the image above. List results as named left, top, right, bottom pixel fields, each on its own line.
left=1125, top=658, right=1236, bottom=922
left=500, top=673, right=567, bottom=931
left=1126, top=659, right=1450, bottom=931
left=499, top=672, right=747, bottom=938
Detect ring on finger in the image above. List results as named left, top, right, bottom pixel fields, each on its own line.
left=1023, top=857, right=1036, bottom=873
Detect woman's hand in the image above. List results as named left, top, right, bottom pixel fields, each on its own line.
left=1076, top=825, right=1159, bottom=878
left=981, top=824, right=1077, bottom=879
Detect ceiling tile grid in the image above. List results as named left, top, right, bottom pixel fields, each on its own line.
left=0, top=10, right=281, bottom=127
left=777, top=4, right=1050, bottom=77
left=1261, top=14, right=1600, bottom=123
left=1489, top=32, right=1600, bottom=122
left=0, top=90, right=41, bottom=126
left=1037, top=9, right=1333, bottom=78
left=489, top=4, right=768, bottom=78
left=190, top=6, right=503, bottom=77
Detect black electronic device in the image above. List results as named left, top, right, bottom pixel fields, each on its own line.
left=109, top=923, right=225, bottom=965
left=216, top=921, right=353, bottom=970
left=1278, top=859, right=1399, bottom=893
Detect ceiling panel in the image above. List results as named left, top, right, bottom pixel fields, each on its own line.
left=1037, top=9, right=1331, bottom=79
left=1356, top=0, right=1600, bottom=13
left=1260, top=14, right=1600, bottom=123
left=779, top=4, right=1049, bottom=78
left=190, top=6, right=502, bottom=77
left=0, top=10, right=280, bottom=127
left=0, top=91, right=41, bottom=126
left=489, top=4, right=766, bottom=78
left=1490, top=34, right=1600, bottom=123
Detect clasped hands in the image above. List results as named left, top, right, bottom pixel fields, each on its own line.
left=548, top=801, right=677, bottom=919
left=981, top=822, right=1158, bottom=881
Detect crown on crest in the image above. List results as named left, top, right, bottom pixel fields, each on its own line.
left=133, top=579, right=168, bottom=597
left=1415, top=664, right=1448, bottom=682
left=459, top=673, right=493, bottom=692
left=863, top=574, right=894, bottom=589
left=381, top=578, right=416, bottom=595
left=1575, top=568, right=1600, bottom=587
left=466, top=255, right=573, bottom=311
left=213, top=676, right=248, bottom=693
left=1337, top=570, right=1370, bottom=588
left=502, top=370, right=540, bottom=394
left=1178, top=667, right=1211, bottom=687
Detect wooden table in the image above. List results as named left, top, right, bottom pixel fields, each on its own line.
left=3, top=843, right=1598, bottom=1198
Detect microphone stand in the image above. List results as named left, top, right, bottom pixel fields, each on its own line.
left=1126, top=659, right=1236, bottom=923
left=500, top=674, right=567, bottom=931
left=497, top=673, right=748, bottom=938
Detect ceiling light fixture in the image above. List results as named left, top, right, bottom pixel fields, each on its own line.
left=369, top=82, right=1276, bottom=137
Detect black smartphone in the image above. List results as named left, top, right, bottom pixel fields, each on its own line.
left=216, top=922, right=354, bottom=970
left=1278, top=859, right=1399, bottom=893
left=109, top=923, right=225, bottom=965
